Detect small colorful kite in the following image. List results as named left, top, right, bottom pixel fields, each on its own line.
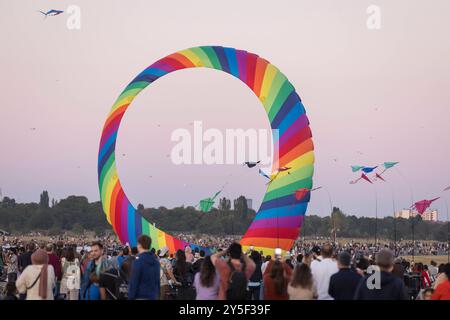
left=443, top=186, right=450, bottom=192
left=198, top=190, right=221, bottom=212
left=411, top=198, right=440, bottom=215
left=243, top=161, right=261, bottom=168
left=361, top=166, right=378, bottom=174
left=350, top=173, right=373, bottom=184
left=258, top=169, right=271, bottom=180
left=351, top=165, right=364, bottom=172
left=292, top=186, right=323, bottom=202
left=38, top=9, right=64, bottom=18
left=374, top=173, right=386, bottom=182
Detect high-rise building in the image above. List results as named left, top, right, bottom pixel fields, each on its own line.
left=246, top=199, right=253, bottom=210
left=394, top=208, right=438, bottom=221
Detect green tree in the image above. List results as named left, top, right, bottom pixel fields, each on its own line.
left=40, top=191, right=50, bottom=208
left=234, top=196, right=248, bottom=218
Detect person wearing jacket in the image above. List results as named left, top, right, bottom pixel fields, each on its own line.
left=128, top=235, right=160, bottom=300
left=353, top=248, right=408, bottom=300
left=328, top=252, right=361, bottom=300
left=80, top=242, right=111, bottom=300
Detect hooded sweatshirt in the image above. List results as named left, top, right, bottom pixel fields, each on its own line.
left=354, top=270, right=408, bottom=300
left=128, top=251, right=160, bottom=300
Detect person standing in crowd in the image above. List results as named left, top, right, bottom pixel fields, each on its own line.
left=60, top=246, right=81, bottom=300
left=80, top=242, right=111, bottom=300
left=432, top=263, right=450, bottom=300
left=356, top=257, right=370, bottom=276
left=185, top=246, right=194, bottom=263
left=288, top=263, right=317, bottom=300
left=193, top=255, right=220, bottom=300
left=328, top=252, right=361, bottom=300
left=16, top=249, right=56, bottom=300
left=192, top=250, right=206, bottom=275
left=159, top=246, right=180, bottom=300
left=6, top=248, right=18, bottom=282
left=173, top=250, right=195, bottom=299
left=128, top=235, right=160, bottom=300
left=354, top=248, right=408, bottom=300
left=46, top=243, right=62, bottom=298
left=4, top=282, right=18, bottom=300
left=414, top=262, right=431, bottom=288
left=311, top=244, right=338, bottom=300
left=263, top=258, right=292, bottom=300
left=18, top=243, right=35, bottom=274
left=117, top=246, right=129, bottom=271
left=429, top=260, right=439, bottom=282
left=392, top=257, right=405, bottom=279
left=248, top=250, right=263, bottom=300
left=211, top=242, right=256, bottom=300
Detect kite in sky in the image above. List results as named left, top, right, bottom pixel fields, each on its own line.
left=411, top=198, right=440, bottom=215
left=374, top=173, right=385, bottom=182
left=38, top=9, right=64, bottom=17
left=361, top=166, right=378, bottom=173
left=292, top=186, right=323, bottom=202
left=350, top=173, right=373, bottom=184
left=198, top=190, right=221, bottom=212
left=351, top=165, right=364, bottom=172
left=258, top=169, right=271, bottom=180
left=243, top=161, right=261, bottom=168
left=443, top=186, right=450, bottom=192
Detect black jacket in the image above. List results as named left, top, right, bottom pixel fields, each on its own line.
left=354, top=270, right=408, bottom=300
left=329, top=268, right=362, bottom=300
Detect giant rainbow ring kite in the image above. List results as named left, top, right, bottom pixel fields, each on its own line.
left=98, top=46, right=314, bottom=255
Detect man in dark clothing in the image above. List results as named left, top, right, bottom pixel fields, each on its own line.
left=18, top=243, right=35, bottom=273
left=128, top=235, right=160, bottom=300
left=329, top=252, right=361, bottom=300
left=392, top=257, right=406, bottom=279
left=354, top=249, right=408, bottom=300
left=192, top=250, right=205, bottom=275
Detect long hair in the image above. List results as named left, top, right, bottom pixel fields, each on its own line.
left=199, top=256, right=216, bottom=288
left=175, top=250, right=187, bottom=276
left=290, top=263, right=313, bottom=289
left=270, top=260, right=287, bottom=295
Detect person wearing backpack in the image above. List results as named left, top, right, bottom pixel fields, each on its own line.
left=60, top=247, right=81, bottom=300
left=211, top=242, right=255, bottom=300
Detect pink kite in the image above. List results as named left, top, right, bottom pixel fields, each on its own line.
left=411, top=198, right=440, bottom=215
left=350, top=173, right=373, bottom=184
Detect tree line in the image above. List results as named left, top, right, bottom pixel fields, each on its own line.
left=0, top=192, right=449, bottom=241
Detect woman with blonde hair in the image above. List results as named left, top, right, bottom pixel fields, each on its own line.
left=16, top=249, right=56, bottom=300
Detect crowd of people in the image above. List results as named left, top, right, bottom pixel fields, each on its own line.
left=1, top=234, right=450, bottom=300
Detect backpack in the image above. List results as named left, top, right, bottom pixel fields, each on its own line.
left=226, top=259, right=248, bottom=300
left=103, top=270, right=128, bottom=300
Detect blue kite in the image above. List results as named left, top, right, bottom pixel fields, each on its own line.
left=38, top=9, right=64, bottom=18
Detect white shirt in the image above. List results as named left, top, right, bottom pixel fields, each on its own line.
left=311, top=258, right=338, bottom=300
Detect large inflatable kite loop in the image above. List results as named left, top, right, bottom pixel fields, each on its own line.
left=98, top=46, right=314, bottom=255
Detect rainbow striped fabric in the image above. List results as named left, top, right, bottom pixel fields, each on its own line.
left=98, top=46, right=314, bottom=255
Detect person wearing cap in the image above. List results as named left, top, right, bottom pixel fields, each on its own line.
left=159, top=246, right=180, bottom=299
left=353, top=248, right=408, bottom=300
left=328, top=252, right=361, bottom=300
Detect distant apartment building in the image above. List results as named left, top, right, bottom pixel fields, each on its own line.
left=246, top=199, right=253, bottom=210
left=394, top=208, right=438, bottom=222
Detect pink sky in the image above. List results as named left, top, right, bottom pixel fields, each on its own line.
left=0, top=0, right=449, bottom=220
